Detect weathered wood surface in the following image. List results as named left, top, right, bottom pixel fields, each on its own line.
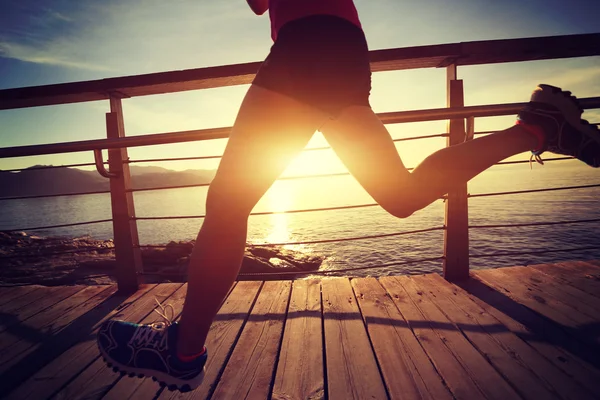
left=1, top=259, right=600, bottom=399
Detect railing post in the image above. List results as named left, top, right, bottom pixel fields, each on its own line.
left=443, top=65, right=470, bottom=281
left=106, top=95, right=143, bottom=292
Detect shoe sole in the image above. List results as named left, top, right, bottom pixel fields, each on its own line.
left=530, top=84, right=599, bottom=137
left=530, top=84, right=600, bottom=166
left=98, top=347, right=205, bottom=393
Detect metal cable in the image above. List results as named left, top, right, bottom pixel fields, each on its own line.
left=239, top=256, right=445, bottom=276
left=136, top=256, right=445, bottom=278
left=495, top=156, right=573, bottom=166
left=134, top=203, right=382, bottom=221
left=1, top=219, right=113, bottom=232
left=470, top=245, right=600, bottom=258
left=125, top=133, right=450, bottom=165
left=469, top=183, right=600, bottom=198
left=245, top=226, right=445, bottom=246
left=469, top=218, right=600, bottom=229
left=0, top=246, right=114, bottom=259
left=136, top=226, right=446, bottom=249
left=0, top=190, right=111, bottom=201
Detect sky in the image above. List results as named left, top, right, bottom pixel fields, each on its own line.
left=0, top=0, right=599, bottom=175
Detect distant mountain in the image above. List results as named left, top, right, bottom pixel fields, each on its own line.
left=0, top=165, right=216, bottom=198
left=129, top=166, right=171, bottom=176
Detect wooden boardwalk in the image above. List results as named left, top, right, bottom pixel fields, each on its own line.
left=1, top=260, right=600, bottom=400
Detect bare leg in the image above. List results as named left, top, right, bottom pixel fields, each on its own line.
left=320, top=106, right=538, bottom=218
left=177, top=85, right=326, bottom=355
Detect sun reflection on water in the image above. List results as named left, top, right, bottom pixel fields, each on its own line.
left=262, top=183, right=308, bottom=253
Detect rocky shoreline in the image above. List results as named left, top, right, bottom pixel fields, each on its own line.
left=0, top=232, right=323, bottom=286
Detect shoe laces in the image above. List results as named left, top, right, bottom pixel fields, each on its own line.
left=127, top=299, right=175, bottom=350
left=529, top=153, right=545, bottom=169
left=151, top=298, right=175, bottom=329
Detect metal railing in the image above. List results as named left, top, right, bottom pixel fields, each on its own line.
left=1, top=33, right=600, bottom=291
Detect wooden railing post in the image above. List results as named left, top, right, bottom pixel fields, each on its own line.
left=106, top=95, right=142, bottom=292
left=443, top=65, right=470, bottom=281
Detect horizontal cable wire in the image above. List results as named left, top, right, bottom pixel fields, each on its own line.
left=2, top=219, right=113, bottom=232
left=246, top=226, right=445, bottom=246
left=0, top=247, right=114, bottom=259
left=126, top=133, right=451, bottom=165
left=0, top=189, right=111, bottom=201
left=237, top=256, right=445, bottom=276
left=470, top=245, right=600, bottom=258
left=136, top=256, right=445, bottom=277
left=0, top=154, right=573, bottom=200
left=127, top=157, right=572, bottom=194
left=469, top=217, right=600, bottom=229
left=469, top=183, right=600, bottom=198
left=137, top=226, right=446, bottom=249
left=135, top=203, right=382, bottom=221
left=495, top=156, right=573, bottom=166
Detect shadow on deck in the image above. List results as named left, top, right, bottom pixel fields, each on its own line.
left=1, top=260, right=600, bottom=400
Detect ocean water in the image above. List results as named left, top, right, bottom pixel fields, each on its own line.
left=1, top=160, right=600, bottom=276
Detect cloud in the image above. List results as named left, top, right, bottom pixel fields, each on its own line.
left=0, top=40, right=110, bottom=71
left=47, top=10, right=73, bottom=23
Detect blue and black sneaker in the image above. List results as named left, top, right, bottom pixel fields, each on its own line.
left=518, top=84, right=600, bottom=167
left=97, top=317, right=206, bottom=392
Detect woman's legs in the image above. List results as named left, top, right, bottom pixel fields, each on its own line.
left=320, top=106, right=538, bottom=218
left=176, top=85, right=326, bottom=355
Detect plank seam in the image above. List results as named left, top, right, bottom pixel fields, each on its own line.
left=380, top=277, right=457, bottom=399
left=415, top=276, right=538, bottom=400
left=44, top=284, right=173, bottom=400
left=320, top=281, right=329, bottom=400
left=472, top=272, right=600, bottom=352
left=350, top=278, right=392, bottom=400
left=205, top=281, right=265, bottom=400
left=267, top=280, right=294, bottom=400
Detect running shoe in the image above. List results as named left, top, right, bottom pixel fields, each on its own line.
left=97, top=308, right=206, bottom=392
left=517, top=84, right=600, bottom=167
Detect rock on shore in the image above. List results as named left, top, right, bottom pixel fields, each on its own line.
left=0, top=231, right=323, bottom=286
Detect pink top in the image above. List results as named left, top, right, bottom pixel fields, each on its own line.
left=269, top=0, right=362, bottom=41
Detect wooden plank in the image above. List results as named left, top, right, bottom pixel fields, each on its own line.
left=0, top=286, right=106, bottom=358
left=105, top=282, right=244, bottom=399
left=562, top=260, right=600, bottom=273
left=0, top=285, right=84, bottom=333
left=272, top=280, right=324, bottom=400
left=473, top=268, right=598, bottom=333
left=321, top=278, right=387, bottom=400
left=458, top=276, right=600, bottom=398
left=1, top=33, right=598, bottom=110
left=0, top=285, right=86, bottom=351
left=586, top=260, right=600, bottom=269
left=505, top=266, right=600, bottom=319
left=379, top=276, right=484, bottom=399
left=210, top=281, right=290, bottom=400
left=397, top=276, right=520, bottom=400
left=5, top=284, right=156, bottom=400
left=531, top=263, right=600, bottom=299
left=161, top=281, right=262, bottom=400
left=101, top=284, right=189, bottom=400
left=410, top=274, right=558, bottom=400
left=0, top=286, right=39, bottom=307
left=0, top=286, right=50, bottom=313
left=352, top=277, right=452, bottom=400
left=0, top=285, right=115, bottom=382
left=415, top=274, right=594, bottom=400
left=50, top=283, right=183, bottom=400
left=213, top=281, right=291, bottom=399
